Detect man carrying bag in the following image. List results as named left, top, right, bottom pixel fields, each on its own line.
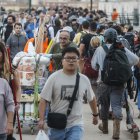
left=38, top=47, right=98, bottom=140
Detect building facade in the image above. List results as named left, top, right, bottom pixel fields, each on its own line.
left=1, top=0, right=140, bottom=12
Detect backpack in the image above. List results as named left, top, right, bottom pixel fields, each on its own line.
left=118, top=36, right=131, bottom=50
left=134, top=44, right=140, bottom=79
left=124, top=32, right=134, bottom=51
left=78, top=31, right=88, bottom=47
left=101, top=42, right=132, bottom=86
left=82, top=37, right=98, bottom=79
left=134, top=66, right=140, bottom=80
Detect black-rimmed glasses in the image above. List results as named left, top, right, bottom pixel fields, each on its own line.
left=63, top=57, right=79, bottom=62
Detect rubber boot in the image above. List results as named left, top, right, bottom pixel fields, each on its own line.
left=98, top=120, right=108, bottom=134
left=112, top=119, right=120, bottom=139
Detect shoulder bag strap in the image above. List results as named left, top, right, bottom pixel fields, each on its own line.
left=67, top=73, right=80, bottom=116
left=102, top=45, right=109, bottom=54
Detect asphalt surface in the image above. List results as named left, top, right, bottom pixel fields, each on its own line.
left=14, top=98, right=140, bottom=140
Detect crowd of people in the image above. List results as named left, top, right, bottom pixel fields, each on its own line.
left=0, top=5, right=140, bottom=140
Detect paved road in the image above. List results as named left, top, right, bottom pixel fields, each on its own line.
left=14, top=100, right=140, bottom=140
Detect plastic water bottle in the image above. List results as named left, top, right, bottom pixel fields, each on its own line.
left=25, top=103, right=31, bottom=121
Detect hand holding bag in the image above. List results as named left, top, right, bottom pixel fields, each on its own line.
left=36, top=130, right=49, bottom=140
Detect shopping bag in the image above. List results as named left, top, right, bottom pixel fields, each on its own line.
left=35, top=130, right=49, bottom=140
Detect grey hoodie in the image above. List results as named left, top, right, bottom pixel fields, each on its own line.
left=6, top=33, right=27, bottom=60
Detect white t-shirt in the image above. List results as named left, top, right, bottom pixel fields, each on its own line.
left=40, top=70, right=95, bottom=128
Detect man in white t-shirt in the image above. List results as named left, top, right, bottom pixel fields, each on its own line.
left=38, top=47, right=98, bottom=140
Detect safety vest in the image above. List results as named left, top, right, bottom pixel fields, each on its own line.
left=24, top=38, right=49, bottom=53
left=24, top=37, right=54, bottom=72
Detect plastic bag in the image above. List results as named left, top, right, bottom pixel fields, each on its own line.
left=36, top=130, right=49, bottom=140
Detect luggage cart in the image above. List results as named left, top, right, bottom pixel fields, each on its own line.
left=16, top=89, right=40, bottom=135
left=13, top=53, right=51, bottom=134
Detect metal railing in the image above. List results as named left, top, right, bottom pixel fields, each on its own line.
left=107, top=13, right=140, bottom=26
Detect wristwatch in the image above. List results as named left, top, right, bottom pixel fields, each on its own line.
left=92, top=113, right=99, bottom=117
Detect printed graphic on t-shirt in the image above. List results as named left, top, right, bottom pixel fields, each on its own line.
left=61, top=85, right=79, bottom=101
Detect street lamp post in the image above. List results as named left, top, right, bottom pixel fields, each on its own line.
left=29, top=0, right=32, bottom=14
left=90, top=0, right=93, bottom=11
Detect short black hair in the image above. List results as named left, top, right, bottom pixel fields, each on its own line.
left=7, top=15, right=16, bottom=22
left=14, top=22, right=22, bottom=28
left=97, top=25, right=105, bottom=34
left=89, top=21, right=97, bottom=32
left=62, top=47, right=80, bottom=58
left=128, top=25, right=133, bottom=32
left=82, top=20, right=90, bottom=29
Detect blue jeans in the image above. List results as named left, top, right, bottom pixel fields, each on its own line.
left=48, top=125, right=84, bottom=140
left=138, top=89, right=140, bottom=110
left=0, top=133, right=7, bottom=140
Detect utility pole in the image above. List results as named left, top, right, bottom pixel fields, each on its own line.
left=90, top=0, right=93, bottom=11
left=29, top=0, right=32, bottom=14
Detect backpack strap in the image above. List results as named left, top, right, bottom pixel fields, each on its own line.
left=102, top=45, right=109, bottom=54
left=78, top=31, right=87, bottom=47
left=85, top=34, right=97, bottom=57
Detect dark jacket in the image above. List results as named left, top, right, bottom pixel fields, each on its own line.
left=0, top=24, right=13, bottom=43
